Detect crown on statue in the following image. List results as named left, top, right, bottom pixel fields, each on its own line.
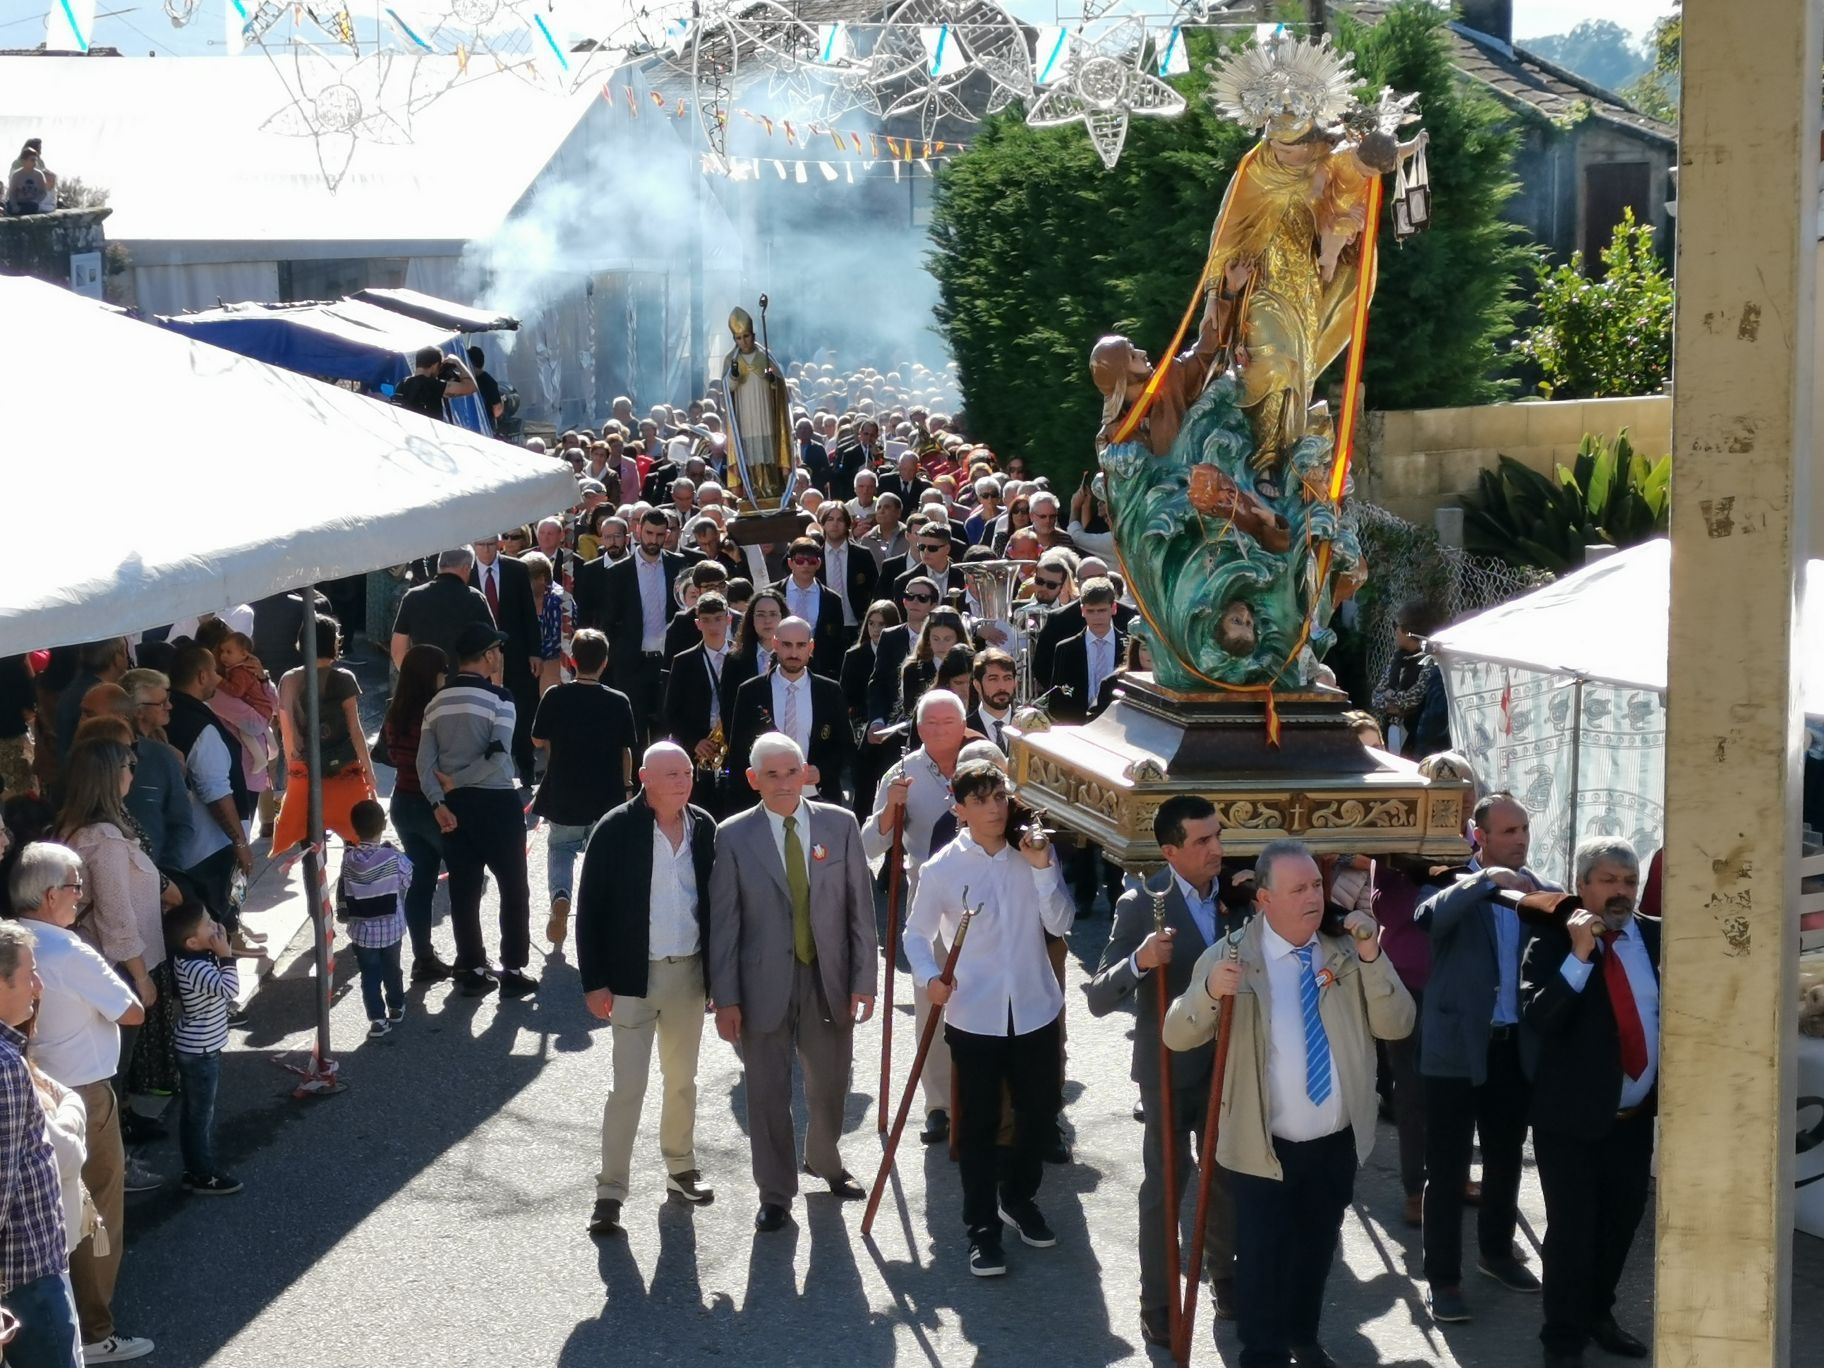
left=1205, top=31, right=1357, bottom=132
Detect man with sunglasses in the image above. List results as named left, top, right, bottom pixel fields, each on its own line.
left=774, top=538, right=845, bottom=672
left=866, top=576, right=940, bottom=743
left=892, top=522, right=966, bottom=603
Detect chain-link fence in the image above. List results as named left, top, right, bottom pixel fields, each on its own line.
left=1353, top=503, right=1553, bottom=697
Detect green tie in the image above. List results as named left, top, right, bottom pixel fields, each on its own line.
left=784, top=815, right=816, bottom=964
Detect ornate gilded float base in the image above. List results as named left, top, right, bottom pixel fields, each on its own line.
left=1010, top=675, right=1471, bottom=867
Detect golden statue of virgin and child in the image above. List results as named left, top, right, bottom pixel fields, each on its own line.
left=1093, top=33, right=1427, bottom=693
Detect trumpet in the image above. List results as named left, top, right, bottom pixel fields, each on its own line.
left=699, top=720, right=729, bottom=780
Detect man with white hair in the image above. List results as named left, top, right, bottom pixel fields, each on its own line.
left=578, top=742, right=720, bottom=1237
left=697, top=481, right=726, bottom=510
left=708, top=733, right=878, bottom=1232
left=1028, top=491, right=1077, bottom=553
left=534, top=516, right=579, bottom=590
left=669, top=478, right=698, bottom=520
left=845, top=467, right=881, bottom=525
left=1519, top=837, right=1659, bottom=1366
left=389, top=546, right=495, bottom=669
left=865, top=689, right=969, bottom=1143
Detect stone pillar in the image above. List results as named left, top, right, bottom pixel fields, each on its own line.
left=1659, top=1, right=1816, bottom=1363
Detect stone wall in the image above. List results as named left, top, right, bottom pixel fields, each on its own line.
left=1359, top=394, right=1673, bottom=527
left=0, top=206, right=111, bottom=290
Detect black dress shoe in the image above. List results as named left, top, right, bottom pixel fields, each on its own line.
left=754, top=1202, right=791, bottom=1233
left=1590, top=1316, right=1648, bottom=1358
left=497, top=969, right=540, bottom=999
left=1211, top=1277, right=1236, bottom=1321
left=412, top=956, right=456, bottom=983
left=454, top=968, right=498, bottom=997
left=1132, top=1102, right=1146, bottom=1123
left=1290, top=1344, right=1336, bottom=1368
left=587, top=1198, right=623, bottom=1237
left=919, top=1109, right=950, bottom=1144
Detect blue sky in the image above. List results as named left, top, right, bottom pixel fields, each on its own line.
left=0, top=0, right=1678, bottom=59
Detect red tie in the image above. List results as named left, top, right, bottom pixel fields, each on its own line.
left=1601, top=930, right=1649, bottom=1080
left=484, top=566, right=500, bottom=621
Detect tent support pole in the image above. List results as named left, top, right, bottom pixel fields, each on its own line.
left=289, top=590, right=345, bottom=1097
left=1566, top=677, right=1583, bottom=875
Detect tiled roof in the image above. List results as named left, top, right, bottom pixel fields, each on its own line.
left=1338, top=0, right=1675, bottom=147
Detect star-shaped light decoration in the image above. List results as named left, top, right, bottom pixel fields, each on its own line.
left=1026, top=19, right=1186, bottom=170
left=259, top=47, right=457, bottom=191
left=853, top=0, right=1032, bottom=140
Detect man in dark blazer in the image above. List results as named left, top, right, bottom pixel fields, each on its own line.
left=708, top=733, right=878, bottom=1232
left=865, top=576, right=938, bottom=730
left=1033, top=590, right=1136, bottom=691
left=469, top=535, right=542, bottom=783
left=877, top=451, right=933, bottom=510
left=772, top=537, right=847, bottom=673
left=829, top=421, right=881, bottom=501
left=1414, top=792, right=1558, bottom=1324
left=1087, top=796, right=1250, bottom=1345
left=725, top=618, right=851, bottom=805
left=577, top=744, right=719, bottom=1237
left=662, top=593, right=755, bottom=816
left=814, top=503, right=878, bottom=650
left=1520, top=841, right=1659, bottom=1368
left=1045, top=578, right=1126, bottom=725
left=599, top=509, right=689, bottom=745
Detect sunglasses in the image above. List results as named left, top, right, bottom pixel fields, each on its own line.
left=790, top=555, right=820, bottom=565
left=905, top=593, right=937, bottom=605
left=1034, top=577, right=1063, bottom=591
left=918, top=543, right=947, bottom=553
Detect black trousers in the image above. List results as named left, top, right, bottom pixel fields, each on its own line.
left=1534, top=1111, right=1653, bottom=1354
left=946, top=1013, right=1063, bottom=1236
left=1230, top=1127, right=1356, bottom=1366
left=615, top=655, right=665, bottom=749
left=442, top=787, right=531, bottom=973
left=181, top=842, right=242, bottom=933
left=1385, top=987, right=1427, bottom=1196
left=505, top=671, right=538, bottom=783
left=1422, top=1031, right=1531, bottom=1285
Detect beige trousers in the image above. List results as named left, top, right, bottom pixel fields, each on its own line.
left=594, top=955, right=707, bottom=1201
left=71, top=1080, right=124, bottom=1343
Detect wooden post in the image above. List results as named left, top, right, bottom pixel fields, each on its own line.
left=1659, top=0, right=1816, bottom=1362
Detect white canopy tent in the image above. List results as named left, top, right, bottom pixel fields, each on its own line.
left=1430, top=538, right=1824, bottom=884
left=2, top=273, right=577, bottom=1089
left=0, top=274, right=576, bottom=654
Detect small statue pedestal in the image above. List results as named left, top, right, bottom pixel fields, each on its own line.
left=1010, top=674, right=1471, bottom=866
left=723, top=508, right=810, bottom=548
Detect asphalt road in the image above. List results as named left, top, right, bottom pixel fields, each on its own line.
left=108, top=811, right=1824, bottom=1368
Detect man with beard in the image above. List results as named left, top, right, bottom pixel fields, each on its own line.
left=966, top=649, right=1018, bottom=753
left=1520, top=839, right=1658, bottom=1367
left=1415, top=793, right=1556, bottom=1324
left=725, top=618, right=851, bottom=806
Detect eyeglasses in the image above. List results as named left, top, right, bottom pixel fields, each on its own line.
left=122, top=759, right=138, bottom=773
left=138, top=697, right=171, bottom=710
left=905, top=593, right=937, bottom=605
left=57, top=881, right=83, bottom=893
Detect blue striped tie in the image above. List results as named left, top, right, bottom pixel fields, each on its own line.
left=1294, top=943, right=1332, bottom=1105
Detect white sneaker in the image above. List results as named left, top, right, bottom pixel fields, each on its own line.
left=367, top=1020, right=392, bottom=1039
left=83, top=1334, right=155, bottom=1363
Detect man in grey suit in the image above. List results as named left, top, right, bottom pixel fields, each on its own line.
left=1088, top=796, right=1248, bottom=1346
left=708, top=731, right=879, bottom=1232
left=1416, top=791, right=1558, bottom=1324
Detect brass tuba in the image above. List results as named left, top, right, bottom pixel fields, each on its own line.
left=960, top=559, right=1042, bottom=702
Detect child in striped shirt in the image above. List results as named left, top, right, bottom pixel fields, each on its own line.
left=165, top=900, right=243, bottom=1196
left=338, top=800, right=410, bottom=1039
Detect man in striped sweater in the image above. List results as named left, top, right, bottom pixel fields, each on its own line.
left=417, top=623, right=537, bottom=999
left=166, top=901, right=242, bottom=1196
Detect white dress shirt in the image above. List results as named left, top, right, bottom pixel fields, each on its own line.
left=1259, top=920, right=1348, bottom=1142
left=1556, top=918, right=1661, bottom=1110
left=977, top=705, right=1012, bottom=753
left=648, top=813, right=701, bottom=958
left=1128, top=870, right=1219, bottom=978
left=1085, top=627, right=1118, bottom=701
left=478, top=558, right=500, bottom=608
left=823, top=542, right=858, bottom=625
left=762, top=798, right=814, bottom=887
left=26, top=920, right=137, bottom=1088
left=905, top=829, right=1075, bottom=1036
left=770, top=670, right=814, bottom=756
left=785, top=576, right=822, bottom=629
left=634, top=551, right=668, bottom=649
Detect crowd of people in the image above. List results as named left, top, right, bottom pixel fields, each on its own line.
left=0, top=369, right=1664, bottom=1368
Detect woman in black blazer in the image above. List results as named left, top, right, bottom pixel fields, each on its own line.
left=843, top=599, right=900, bottom=819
